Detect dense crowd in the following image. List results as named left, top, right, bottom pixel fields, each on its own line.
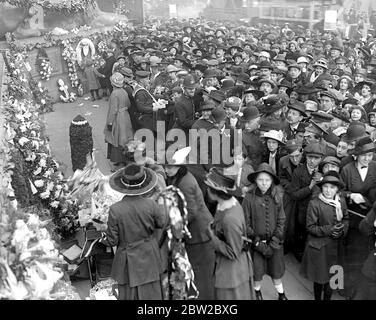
left=80, top=18, right=376, bottom=300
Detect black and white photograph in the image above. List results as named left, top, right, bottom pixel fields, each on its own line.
left=1, top=0, right=376, bottom=306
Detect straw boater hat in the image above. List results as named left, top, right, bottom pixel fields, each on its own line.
left=109, top=164, right=157, bottom=196
left=204, top=167, right=236, bottom=194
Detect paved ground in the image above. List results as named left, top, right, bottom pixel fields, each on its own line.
left=44, top=95, right=344, bottom=300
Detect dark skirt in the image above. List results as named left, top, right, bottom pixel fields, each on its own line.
left=107, top=144, right=126, bottom=163
left=186, top=240, right=216, bottom=300
left=252, top=247, right=285, bottom=281
left=117, top=280, right=162, bottom=300
left=300, top=238, right=345, bottom=284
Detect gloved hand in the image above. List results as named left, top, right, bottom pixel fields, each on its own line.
left=331, top=223, right=344, bottom=239
left=255, top=242, right=274, bottom=258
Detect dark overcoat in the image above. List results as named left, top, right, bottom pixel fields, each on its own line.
left=300, top=196, right=349, bottom=284
left=105, top=196, right=166, bottom=289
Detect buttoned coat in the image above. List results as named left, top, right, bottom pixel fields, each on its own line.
left=242, top=186, right=286, bottom=280
left=105, top=196, right=166, bottom=287
left=300, top=196, right=349, bottom=284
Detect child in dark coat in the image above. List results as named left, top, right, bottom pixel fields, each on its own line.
left=84, top=59, right=105, bottom=101
left=242, top=163, right=287, bottom=300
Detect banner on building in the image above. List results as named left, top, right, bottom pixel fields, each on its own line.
left=324, top=10, right=338, bottom=30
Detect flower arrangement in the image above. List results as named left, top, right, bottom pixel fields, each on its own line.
left=58, top=79, right=77, bottom=103
left=29, top=79, right=54, bottom=113
left=157, top=186, right=198, bottom=300
left=97, top=41, right=109, bottom=55
left=37, top=58, right=52, bottom=81
left=62, top=39, right=79, bottom=88
left=4, top=48, right=80, bottom=240
left=0, top=123, right=79, bottom=300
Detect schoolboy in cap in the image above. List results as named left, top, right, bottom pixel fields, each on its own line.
left=289, top=142, right=325, bottom=261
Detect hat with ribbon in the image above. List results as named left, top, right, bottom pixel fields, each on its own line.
left=204, top=167, right=236, bottom=194
left=351, top=136, right=376, bottom=156
left=109, top=164, right=157, bottom=196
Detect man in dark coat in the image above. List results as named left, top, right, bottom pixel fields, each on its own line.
left=173, top=75, right=198, bottom=139
left=288, top=142, right=324, bottom=261
left=278, top=140, right=303, bottom=253
left=240, top=106, right=264, bottom=168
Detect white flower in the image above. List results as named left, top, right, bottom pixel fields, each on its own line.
left=39, top=158, right=46, bottom=167
left=33, top=167, right=42, bottom=175
left=34, top=180, right=44, bottom=188
left=19, top=125, right=27, bottom=132
left=18, top=137, right=29, bottom=146
left=40, top=190, right=50, bottom=199
left=50, top=201, right=60, bottom=208
left=46, top=182, right=54, bottom=192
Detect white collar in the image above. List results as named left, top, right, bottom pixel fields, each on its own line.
left=217, top=197, right=237, bottom=211
left=290, top=123, right=299, bottom=130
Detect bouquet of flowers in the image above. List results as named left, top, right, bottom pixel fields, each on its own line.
left=37, top=58, right=52, bottom=81
left=158, top=186, right=198, bottom=300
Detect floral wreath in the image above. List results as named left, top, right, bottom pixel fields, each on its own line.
left=76, top=38, right=96, bottom=66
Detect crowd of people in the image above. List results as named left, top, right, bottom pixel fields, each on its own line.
left=82, top=17, right=376, bottom=300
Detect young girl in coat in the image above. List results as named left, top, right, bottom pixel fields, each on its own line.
left=262, top=130, right=286, bottom=176
left=84, top=59, right=105, bottom=101
left=242, top=163, right=287, bottom=300
left=300, top=171, right=349, bottom=300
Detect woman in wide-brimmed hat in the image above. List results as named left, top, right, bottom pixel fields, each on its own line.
left=104, top=73, right=133, bottom=171
left=204, top=167, right=255, bottom=300
left=262, top=130, right=286, bottom=176
left=242, top=163, right=287, bottom=300
left=300, top=171, right=349, bottom=300
left=104, top=164, right=165, bottom=300
left=164, top=147, right=216, bottom=300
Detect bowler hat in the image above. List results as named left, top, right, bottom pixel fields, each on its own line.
left=343, top=124, right=367, bottom=143
left=248, top=162, right=280, bottom=184
left=259, top=117, right=283, bottom=131
left=244, top=89, right=264, bottom=100
left=240, top=106, right=260, bottom=122
left=211, top=106, right=227, bottom=123
left=258, top=60, right=273, bottom=70
left=311, top=112, right=333, bottom=123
